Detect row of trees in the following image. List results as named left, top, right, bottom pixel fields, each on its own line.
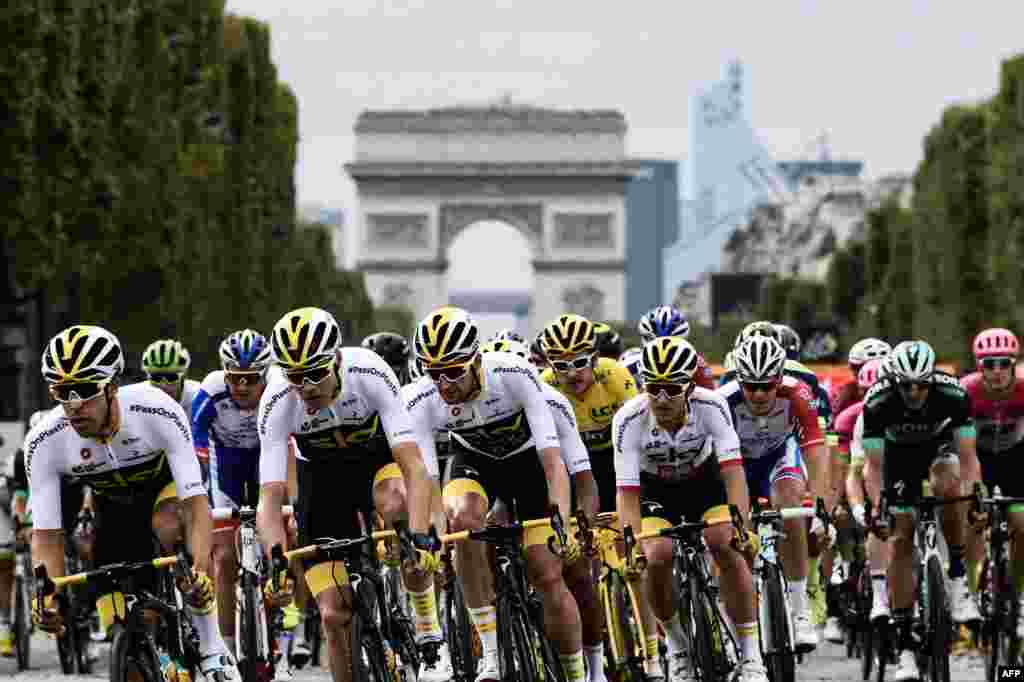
left=760, top=53, right=1024, bottom=368
left=2, top=0, right=374, bottom=378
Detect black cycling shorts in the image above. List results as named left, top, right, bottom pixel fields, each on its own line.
left=444, top=443, right=552, bottom=524
left=638, top=457, right=730, bottom=526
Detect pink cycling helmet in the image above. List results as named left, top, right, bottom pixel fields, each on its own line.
left=973, top=328, right=1020, bottom=361
left=858, top=358, right=884, bottom=390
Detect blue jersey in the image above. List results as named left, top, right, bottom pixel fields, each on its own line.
left=192, top=371, right=262, bottom=507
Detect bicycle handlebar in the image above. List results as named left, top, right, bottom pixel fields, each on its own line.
left=211, top=504, right=294, bottom=522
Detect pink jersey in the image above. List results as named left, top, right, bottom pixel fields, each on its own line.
left=961, top=371, right=1024, bottom=453
left=833, top=401, right=864, bottom=456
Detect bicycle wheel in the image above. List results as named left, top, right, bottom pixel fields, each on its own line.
left=55, top=604, right=77, bottom=675
left=497, top=595, right=539, bottom=682
left=446, top=581, right=478, bottom=682
left=926, top=557, right=950, bottom=682
left=238, top=572, right=262, bottom=682
left=760, top=565, right=795, bottom=682
left=14, top=571, right=31, bottom=671
left=351, top=579, right=395, bottom=682
left=987, top=555, right=1003, bottom=682
left=306, top=602, right=323, bottom=668
left=110, top=623, right=163, bottom=682
left=600, top=573, right=631, bottom=682
left=857, top=571, right=874, bottom=681
left=615, top=575, right=649, bottom=682
left=687, top=571, right=724, bottom=682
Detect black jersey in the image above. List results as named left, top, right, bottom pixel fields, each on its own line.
left=862, top=371, right=973, bottom=448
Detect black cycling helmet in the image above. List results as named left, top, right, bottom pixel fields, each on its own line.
left=594, top=323, right=625, bottom=359
left=362, top=332, right=412, bottom=381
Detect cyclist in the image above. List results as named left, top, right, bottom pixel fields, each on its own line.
left=0, top=411, right=39, bottom=657
left=593, top=322, right=625, bottom=360
left=362, top=331, right=413, bottom=385
left=831, top=338, right=892, bottom=417
left=192, top=329, right=310, bottom=662
left=637, top=305, right=715, bottom=389
left=540, top=314, right=637, bottom=514
left=862, top=340, right=981, bottom=681
left=960, top=328, right=1024, bottom=636
left=28, top=325, right=236, bottom=680
left=718, top=336, right=827, bottom=651
left=405, top=307, right=587, bottom=682
left=142, top=339, right=201, bottom=421
left=256, top=307, right=436, bottom=682
left=614, top=337, right=766, bottom=682
left=618, top=346, right=643, bottom=386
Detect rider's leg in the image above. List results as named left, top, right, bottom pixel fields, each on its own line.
left=445, top=481, right=498, bottom=668
left=310, top=574, right=354, bottom=682
left=705, top=519, right=761, bottom=666
left=211, top=528, right=239, bottom=652
left=932, top=459, right=968, bottom=581
left=770, top=477, right=809, bottom=612
left=562, top=551, right=605, bottom=682
left=526, top=540, right=584, bottom=682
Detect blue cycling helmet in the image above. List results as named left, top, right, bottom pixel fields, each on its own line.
left=219, top=329, right=272, bottom=372
left=637, top=305, right=690, bottom=343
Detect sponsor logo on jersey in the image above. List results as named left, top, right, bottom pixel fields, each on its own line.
left=546, top=399, right=577, bottom=427
left=350, top=365, right=400, bottom=398
left=81, top=448, right=92, bottom=460
left=129, top=404, right=190, bottom=442
left=72, top=461, right=105, bottom=475
left=406, top=386, right=437, bottom=411
left=259, top=387, right=291, bottom=436
left=494, top=365, right=542, bottom=392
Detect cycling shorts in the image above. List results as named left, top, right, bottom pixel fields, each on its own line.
left=742, top=436, right=806, bottom=500
left=443, top=442, right=553, bottom=547
left=209, top=447, right=260, bottom=511
left=979, top=445, right=1024, bottom=504
left=638, top=457, right=730, bottom=528
left=881, top=441, right=959, bottom=511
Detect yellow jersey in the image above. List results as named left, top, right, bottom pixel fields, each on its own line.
left=542, top=358, right=638, bottom=453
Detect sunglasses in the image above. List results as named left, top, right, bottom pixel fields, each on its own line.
left=645, top=382, right=690, bottom=399
left=284, top=363, right=334, bottom=387
left=981, top=357, right=1015, bottom=371
left=225, top=371, right=266, bottom=387
left=425, top=360, right=474, bottom=384
left=550, top=354, right=594, bottom=373
left=51, top=382, right=105, bottom=404
left=148, top=373, right=183, bottom=385
left=740, top=380, right=781, bottom=394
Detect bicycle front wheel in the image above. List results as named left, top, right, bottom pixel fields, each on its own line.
left=760, top=565, right=795, bottom=682
left=14, top=572, right=31, bottom=671
left=238, top=572, right=263, bottom=682
left=351, top=579, right=394, bottom=682
left=687, top=570, right=728, bottom=682
left=446, top=580, right=478, bottom=682
left=926, top=557, right=950, bottom=682
left=110, top=624, right=163, bottom=682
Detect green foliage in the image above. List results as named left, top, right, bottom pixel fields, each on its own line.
left=373, top=306, right=416, bottom=340
left=3, top=3, right=373, bottom=382
left=757, top=52, right=1024, bottom=366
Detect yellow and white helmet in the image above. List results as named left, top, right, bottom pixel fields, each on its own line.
left=641, top=337, right=700, bottom=384
left=481, top=338, right=530, bottom=360
left=414, top=307, right=481, bottom=367
left=42, top=325, right=125, bottom=385
left=270, top=307, right=342, bottom=370
left=540, top=314, right=596, bottom=359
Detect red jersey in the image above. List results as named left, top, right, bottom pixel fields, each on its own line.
left=695, top=353, right=715, bottom=390
left=830, top=376, right=861, bottom=419
left=833, top=401, right=865, bottom=457
left=961, top=370, right=1024, bottom=454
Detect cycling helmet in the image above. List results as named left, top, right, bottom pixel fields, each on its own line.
left=220, top=329, right=272, bottom=372
left=414, top=307, right=480, bottom=367
left=733, top=337, right=787, bottom=382
left=638, top=306, right=690, bottom=343
left=529, top=333, right=546, bottom=365
left=481, top=339, right=530, bottom=360
left=641, top=337, right=700, bottom=384
left=594, top=323, right=625, bottom=359
left=723, top=350, right=736, bottom=373
left=540, top=314, right=596, bottom=359
left=848, top=338, right=892, bottom=366
left=774, top=324, right=802, bottom=360
left=362, top=332, right=412, bottom=369
left=142, top=339, right=191, bottom=375
left=42, top=325, right=125, bottom=385
left=973, top=328, right=1020, bottom=360
left=271, top=307, right=342, bottom=370
left=857, top=359, right=885, bottom=391
left=889, top=340, right=936, bottom=382
left=735, top=320, right=780, bottom=349
left=491, top=329, right=526, bottom=344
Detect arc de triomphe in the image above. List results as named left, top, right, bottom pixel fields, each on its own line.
left=345, top=104, right=635, bottom=333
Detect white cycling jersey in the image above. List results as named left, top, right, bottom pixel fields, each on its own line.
left=24, top=382, right=206, bottom=530
left=258, top=347, right=417, bottom=485
left=614, top=388, right=742, bottom=488
left=401, top=369, right=590, bottom=478
left=405, top=351, right=560, bottom=463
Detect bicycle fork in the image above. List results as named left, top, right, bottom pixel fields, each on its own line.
left=236, top=524, right=272, bottom=666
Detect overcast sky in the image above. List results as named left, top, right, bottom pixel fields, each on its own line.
left=226, top=1, right=1023, bottom=283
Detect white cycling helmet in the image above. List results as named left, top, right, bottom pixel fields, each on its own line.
left=42, top=325, right=125, bottom=385
left=733, top=336, right=787, bottom=382
left=848, top=338, right=892, bottom=366
left=889, top=340, right=936, bottom=382
left=481, top=338, right=530, bottom=360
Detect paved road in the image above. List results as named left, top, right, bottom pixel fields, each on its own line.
left=4, top=632, right=988, bottom=681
